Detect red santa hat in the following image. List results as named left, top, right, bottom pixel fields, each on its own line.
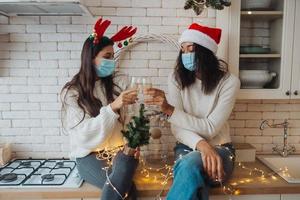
left=179, top=23, right=222, bottom=53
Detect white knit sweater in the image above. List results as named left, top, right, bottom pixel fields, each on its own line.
left=167, top=72, right=240, bottom=150
left=61, top=75, right=128, bottom=159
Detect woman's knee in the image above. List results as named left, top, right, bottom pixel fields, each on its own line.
left=215, top=148, right=235, bottom=181
left=177, top=151, right=204, bottom=173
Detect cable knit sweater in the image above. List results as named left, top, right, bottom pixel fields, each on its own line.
left=61, top=75, right=128, bottom=159
left=167, top=72, right=240, bottom=150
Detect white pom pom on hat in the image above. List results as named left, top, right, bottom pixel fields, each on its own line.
left=179, top=23, right=222, bottom=53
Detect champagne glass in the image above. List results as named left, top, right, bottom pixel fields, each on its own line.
left=142, top=77, right=152, bottom=110
left=127, top=76, right=139, bottom=116
left=129, top=76, right=138, bottom=90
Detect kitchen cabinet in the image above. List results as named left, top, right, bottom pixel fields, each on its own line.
left=216, top=0, right=300, bottom=99
left=290, top=1, right=300, bottom=99
left=211, top=195, right=280, bottom=200
left=281, top=194, right=300, bottom=200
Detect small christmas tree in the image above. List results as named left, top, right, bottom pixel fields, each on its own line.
left=122, top=104, right=150, bottom=149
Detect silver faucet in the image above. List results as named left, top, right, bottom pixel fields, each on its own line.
left=260, top=119, right=296, bottom=157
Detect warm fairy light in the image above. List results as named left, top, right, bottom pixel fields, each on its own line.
left=247, top=11, right=252, bottom=14
left=234, top=189, right=241, bottom=195
left=230, top=182, right=238, bottom=186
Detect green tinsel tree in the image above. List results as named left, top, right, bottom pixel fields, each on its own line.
left=184, top=0, right=231, bottom=15
left=121, top=104, right=150, bottom=149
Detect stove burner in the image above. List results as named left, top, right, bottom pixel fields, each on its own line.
left=56, top=161, right=64, bottom=168
left=20, top=161, right=31, bottom=167
left=41, top=174, right=55, bottom=182
left=0, top=173, right=18, bottom=183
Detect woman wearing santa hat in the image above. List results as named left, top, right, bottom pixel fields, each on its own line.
left=61, top=18, right=139, bottom=200
left=144, top=23, right=240, bottom=200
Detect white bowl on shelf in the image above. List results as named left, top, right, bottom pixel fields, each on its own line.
left=241, top=0, right=272, bottom=10
left=239, top=70, right=276, bottom=89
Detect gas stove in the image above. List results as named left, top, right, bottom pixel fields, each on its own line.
left=0, top=158, right=83, bottom=188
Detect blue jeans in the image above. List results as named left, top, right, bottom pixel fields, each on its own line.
left=166, top=142, right=235, bottom=200
left=76, top=151, right=138, bottom=200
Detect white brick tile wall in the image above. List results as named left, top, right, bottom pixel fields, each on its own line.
left=132, top=17, right=162, bottom=25
left=1, top=1, right=299, bottom=158
left=10, top=85, right=40, bottom=93
left=0, top=51, right=9, bottom=59
left=117, top=8, right=146, bottom=16
left=41, top=16, right=71, bottom=24
left=12, top=119, right=41, bottom=128
left=57, top=42, right=82, bottom=51
left=28, top=77, right=57, bottom=85
left=10, top=33, right=40, bottom=42
left=10, top=51, right=39, bottom=60
left=2, top=111, right=29, bottom=119
left=162, top=0, right=185, bottom=8
left=9, top=68, right=39, bottom=77
left=27, top=42, right=57, bottom=51
left=30, top=60, right=58, bottom=68
left=27, top=25, right=56, bottom=33
left=0, top=94, right=28, bottom=102
left=57, top=25, right=86, bottom=33
left=0, top=25, right=25, bottom=33
left=148, top=25, right=178, bottom=34
left=10, top=16, right=39, bottom=25
left=0, top=42, right=26, bottom=51
left=0, top=103, right=10, bottom=111
left=41, top=51, right=70, bottom=60
left=147, top=8, right=175, bottom=17
left=89, top=7, right=117, bottom=16
left=0, top=120, right=11, bottom=128
left=101, top=0, right=131, bottom=7
left=81, top=0, right=101, bottom=7
left=41, top=33, right=71, bottom=42
left=0, top=16, right=8, bottom=24
left=11, top=103, right=40, bottom=111
left=28, top=94, right=58, bottom=102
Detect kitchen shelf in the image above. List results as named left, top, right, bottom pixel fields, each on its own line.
left=241, top=11, right=283, bottom=20
left=239, top=54, right=281, bottom=58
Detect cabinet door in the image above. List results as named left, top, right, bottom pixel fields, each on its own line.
left=219, top=0, right=296, bottom=99
left=281, top=194, right=300, bottom=200
left=291, top=0, right=300, bottom=99
left=211, top=195, right=280, bottom=200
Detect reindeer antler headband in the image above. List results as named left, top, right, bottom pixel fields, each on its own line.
left=89, top=17, right=137, bottom=48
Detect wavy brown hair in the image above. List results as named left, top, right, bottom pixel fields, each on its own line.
left=175, top=43, right=228, bottom=94
left=61, top=36, right=121, bottom=128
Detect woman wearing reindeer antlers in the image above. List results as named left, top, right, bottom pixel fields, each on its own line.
left=61, top=18, right=139, bottom=200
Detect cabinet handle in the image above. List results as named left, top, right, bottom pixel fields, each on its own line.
left=286, top=91, right=290, bottom=96
left=294, top=90, right=298, bottom=96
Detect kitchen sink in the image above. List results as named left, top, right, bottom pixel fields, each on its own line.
left=257, top=155, right=300, bottom=183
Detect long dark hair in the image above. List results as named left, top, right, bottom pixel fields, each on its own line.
left=174, top=43, right=228, bottom=94
left=61, top=36, right=121, bottom=128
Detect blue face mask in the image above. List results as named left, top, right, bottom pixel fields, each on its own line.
left=181, top=52, right=196, bottom=71
left=95, top=58, right=116, bottom=77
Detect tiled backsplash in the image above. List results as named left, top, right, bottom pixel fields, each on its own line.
left=0, top=0, right=299, bottom=158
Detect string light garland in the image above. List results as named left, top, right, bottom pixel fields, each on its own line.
left=96, top=145, right=290, bottom=199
